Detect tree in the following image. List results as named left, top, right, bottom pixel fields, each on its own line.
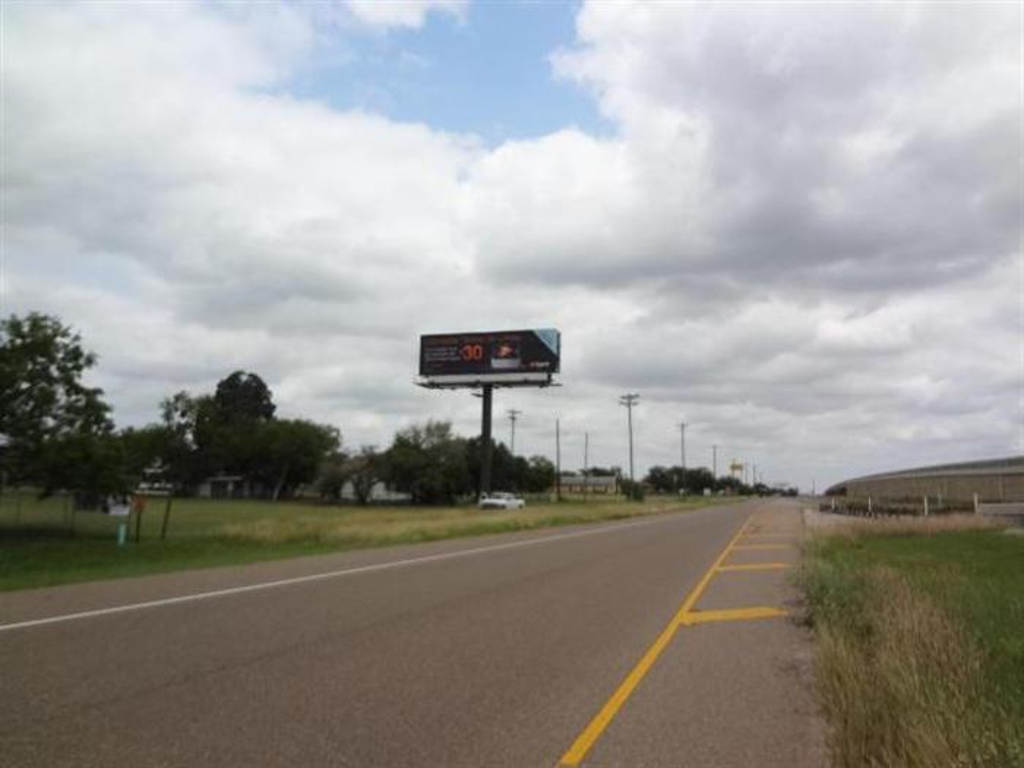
left=0, top=312, right=114, bottom=493
left=717, top=475, right=745, bottom=495
left=384, top=421, right=470, bottom=505
left=317, top=447, right=382, bottom=505
left=681, top=467, right=716, bottom=495
left=213, top=371, right=275, bottom=424
left=466, top=438, right=522, bottom=493
left=346, top=447, right=382, bottom=506
left=522, top=455, right=556, bottom=493
left=252, top=419, right=340, bottom=500
left=620, top=477, right=646, bottom=502
left=119, top=424, right=172, bottom=482
left=317, top=451, right=350, bottom=502
left=43, top=431, right=128, bottom=507
left=159, top=391, right=217, bottom=487
left=157, top=382, right=338, bottom=500
left=644, top=465, right=679, bottom=494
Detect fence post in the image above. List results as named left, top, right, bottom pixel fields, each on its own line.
left=923, top=495, right=929, bottom=517
left=973, top=492, right=980, bottom=515
left=867, top=496, right=873, bottom=515
left=160, top=494, right=173, bottom=540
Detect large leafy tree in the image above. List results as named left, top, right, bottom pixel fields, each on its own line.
left=0, top=313, right=115, bottom=493
left=346, top=446, right=383, bottom=506
left=213, top=371, right=275, bottom=424
left=466, top=437, right=522, bottom=493
left=251, top=419, right=340, bottom=500
left=159, top=391, right=219, bottom=486
left=384, top=421, right=470, bottom=505
left=522, top=455, right=556, bottom=493
left=317, top=450, right=351, bottom=502
left=158, top=382, right=338, bottom=498
left=316, top=447, right=383, bottom=505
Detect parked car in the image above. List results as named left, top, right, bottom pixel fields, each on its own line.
left=478, top=492, right=526, bottom=510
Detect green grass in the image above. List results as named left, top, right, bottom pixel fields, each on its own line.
left=0, top=489, right=735, bottom=592
left=800, top=521, right=1024, bottom=767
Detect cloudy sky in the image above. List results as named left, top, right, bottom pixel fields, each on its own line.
left=3, top=1, right=1021, bottom=490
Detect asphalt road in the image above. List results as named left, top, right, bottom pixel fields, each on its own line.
left=1, top=500, right=823, bottom=767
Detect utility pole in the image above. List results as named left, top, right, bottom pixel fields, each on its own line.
left=619, top=393, right=640, bottom=483
left=583, top=431, right=589, bottom=502
left=678, top=422, right=687, bottom=470
left=507, top=409, right=521, bottom=455
left=712, top=444, right=718, bottom=479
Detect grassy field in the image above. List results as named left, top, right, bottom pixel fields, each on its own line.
left=800, top=516, right=1024, bottom=767
left=0, top=489, right=733, bottom=592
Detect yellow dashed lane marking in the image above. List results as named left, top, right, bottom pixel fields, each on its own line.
left=681, top=606, right=788, bottom=625
left=557, top=511, right=795, bottom=767
left=717, top=562, right=791, bottom=572
left=557, top=515, right=754, bottom=767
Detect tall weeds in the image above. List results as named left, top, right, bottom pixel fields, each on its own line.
left=813, top=514, right=1008, bottom=539
left=802, top=540, right=1022, bottom=767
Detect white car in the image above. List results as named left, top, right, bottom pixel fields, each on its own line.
left=478, top=492, right=526, bottom=510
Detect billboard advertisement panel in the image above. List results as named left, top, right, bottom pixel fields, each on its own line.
left=419, top=329, right=560, bottom=383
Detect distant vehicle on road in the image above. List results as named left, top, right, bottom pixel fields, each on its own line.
left=478, top=492, right=526, bottom=510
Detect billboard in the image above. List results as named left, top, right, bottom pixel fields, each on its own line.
left=419, top=329, right=560, bottom=386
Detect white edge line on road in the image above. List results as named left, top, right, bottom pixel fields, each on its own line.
left=0, top=512, right=696, bottom=633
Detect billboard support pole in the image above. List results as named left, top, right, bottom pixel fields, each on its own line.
left=556, top=418, right=562, bottom=501
left=480, top=384, right=494, bottom=498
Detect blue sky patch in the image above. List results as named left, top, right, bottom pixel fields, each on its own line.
left=291, top=1, right=607, bottom=144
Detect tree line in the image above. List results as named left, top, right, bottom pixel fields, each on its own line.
left=2, top=312, right=787, bottom=508
left=0, top=312, right=555, bottom=507
left=642, top=464, right=794, bottom=497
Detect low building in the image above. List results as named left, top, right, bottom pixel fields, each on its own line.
left=195, top=475, right=270, bottom=499
left=338, top=481, right=411, bottom=504
left=825, top=456, right=1024, bottom=505
left=558, top=474, right=618, bottom=494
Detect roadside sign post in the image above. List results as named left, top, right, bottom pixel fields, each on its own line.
left=161, top=493, right=173, bottom=540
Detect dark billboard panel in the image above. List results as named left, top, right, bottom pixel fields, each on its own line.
left=419, top=329, right=560, bottom=381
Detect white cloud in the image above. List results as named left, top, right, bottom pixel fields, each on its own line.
left=2, top=1, right=1020, bottom=490
left=345, top=0, right=466, bottom=29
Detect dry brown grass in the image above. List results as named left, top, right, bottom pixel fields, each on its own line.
left=216, top=497, right=718, bottom=547
left=813, top=513, right=1009, bottom=540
